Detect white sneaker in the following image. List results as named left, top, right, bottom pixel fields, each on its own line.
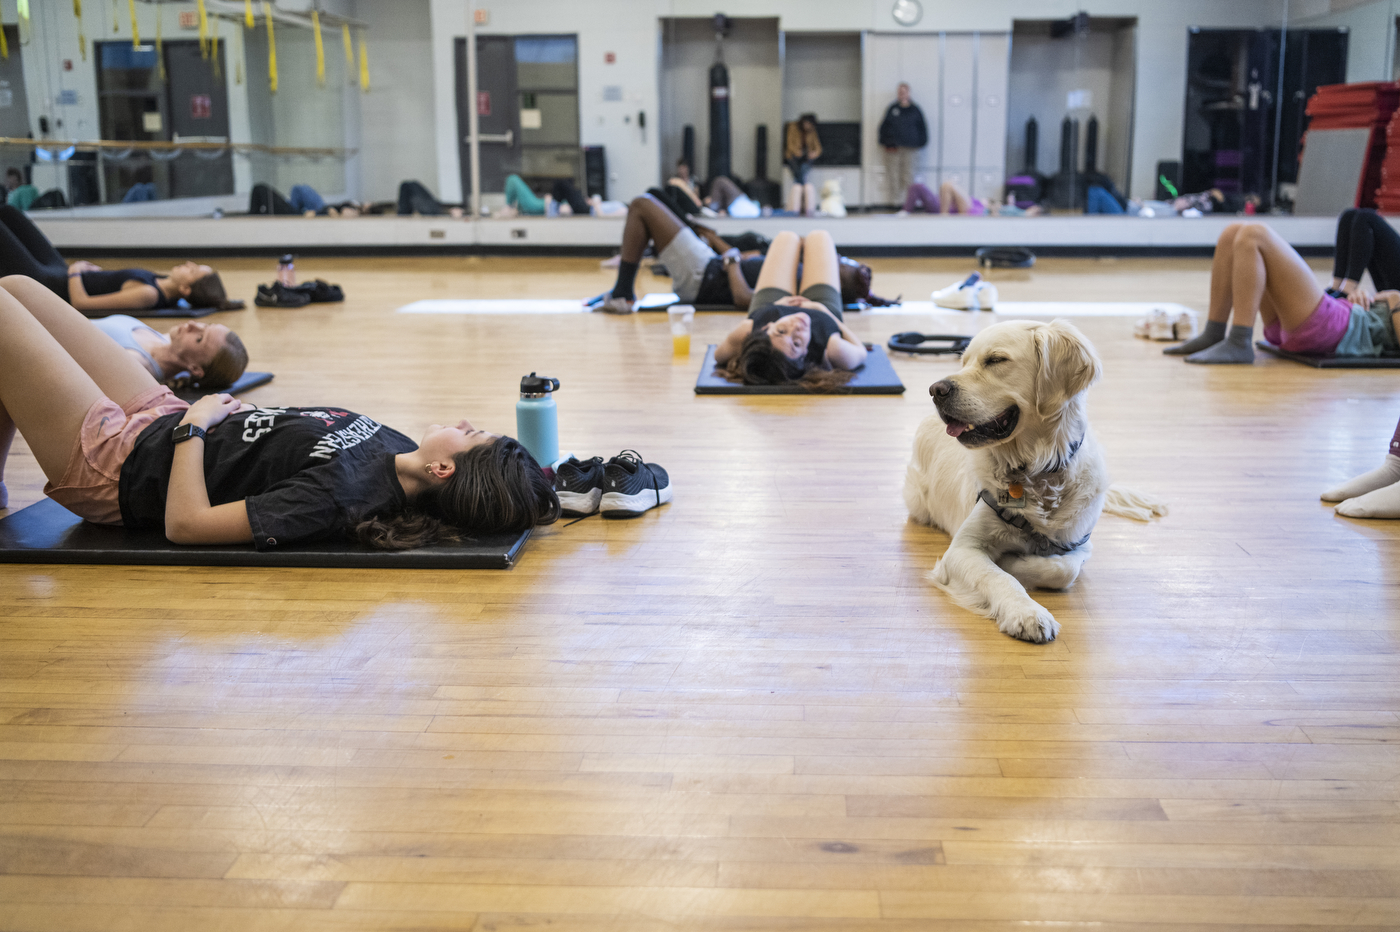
left=596, top=295, right=635, bottom=315
left=932, top=273, right=998, bottom=311
left=1148, top=310, right=1176, bottom=341
left=1173, top=309, right=1199, bottom=340
left=1133, top=316, right=1152, bottom=339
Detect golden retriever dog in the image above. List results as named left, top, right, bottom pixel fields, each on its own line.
left=904, top=319, right=1165, bottom=642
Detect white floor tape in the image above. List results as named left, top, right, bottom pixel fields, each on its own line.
left=868, top=301, right=1195, bottom=317
left=398, top=299, right=590, bottom=314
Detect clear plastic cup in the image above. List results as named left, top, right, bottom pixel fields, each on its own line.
left=667, top=304, right=695, bottom=356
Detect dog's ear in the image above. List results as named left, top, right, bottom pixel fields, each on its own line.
left=1034, top=319, right=1102, bottom=414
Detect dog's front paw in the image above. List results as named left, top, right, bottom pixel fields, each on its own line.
left=997, top=603, right=1060, bottom=643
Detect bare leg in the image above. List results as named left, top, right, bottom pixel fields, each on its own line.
left=618, top=194, right=686, bottom=264
left=802, top=183, right=817, bottom=217
left=785, top=184, right=802, bottom=213
left=707, top=176, right=740, bottom=213
left=939, top=181, right=972, bottom=214
left=798, top=230, right=840, bottom=295
left=1232, top=223, right=1324, bottom=331
left=0, top=285, right=109, bottom=482
left=753, top=231, right=801, bottom=296
left=1165, top=223, right=1243, bottom=355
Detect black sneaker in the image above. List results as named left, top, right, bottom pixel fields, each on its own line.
left=600, top=450, right=671, bottom=518
left=554, top=456, right=605, bottom=516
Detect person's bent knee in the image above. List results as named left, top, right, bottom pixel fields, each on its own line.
left=0, top=274, right=39, bottom=294
left=771, top=230, right=800, bottom=245
left=1217, top=222, right=1246, bottom=246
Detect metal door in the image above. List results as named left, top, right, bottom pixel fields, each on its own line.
left=163, top=40, right=233, bottom=198
left=0, top=27, right=31, bottom=184
left=455, top=35, right=520, bottom=195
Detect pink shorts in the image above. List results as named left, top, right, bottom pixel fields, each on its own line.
left=1263, top=293, right=1351, bottom=354
left=44, top=384, right=189, bottom=525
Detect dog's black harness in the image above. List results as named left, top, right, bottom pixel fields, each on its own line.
left=976, top=436, right=1090, bottom=557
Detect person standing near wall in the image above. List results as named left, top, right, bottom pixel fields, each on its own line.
left=878, top=83, right=928, bottom=207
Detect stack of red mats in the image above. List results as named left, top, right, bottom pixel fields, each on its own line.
left=1301, top=82, right=1400, bottom=209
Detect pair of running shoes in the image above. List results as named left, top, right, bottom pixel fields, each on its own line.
left=554, top=450, right=672, bottom=518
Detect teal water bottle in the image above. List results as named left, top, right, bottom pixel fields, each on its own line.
left=515, top=372, right=560, bottom=467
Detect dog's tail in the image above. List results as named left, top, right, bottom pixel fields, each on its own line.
left=1104, top=484, right=1168, bottom=521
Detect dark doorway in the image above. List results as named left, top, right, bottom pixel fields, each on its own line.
left=455, top=34, right=580, bottom=198
left=1182, top=27, right=1347, bottom=204
left=95, top=39, right=232, bottom=203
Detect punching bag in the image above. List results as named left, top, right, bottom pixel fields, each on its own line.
left=1084, top=115, right=1099, bottom=174
left=1059, top=116, right=1074, bottom=174
left=708, top=60, right=731, bottom=182
left=1024, top=116, right=1038, bottom=175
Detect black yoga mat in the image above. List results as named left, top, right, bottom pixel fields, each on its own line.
left=633, top=293, right=866, bottom=313
left=173, top=371, right=273, bottom=403
left=694, top=344, right=905, bottom=395
left=0, top=498, right=531, bottom=569
left=1256, top=341, right=1400, bottom=369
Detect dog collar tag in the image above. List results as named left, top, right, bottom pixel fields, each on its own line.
left=996, top=485, right=1026, bottom=509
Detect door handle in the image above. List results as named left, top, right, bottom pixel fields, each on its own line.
left=466, top=130, right=514, bottom=145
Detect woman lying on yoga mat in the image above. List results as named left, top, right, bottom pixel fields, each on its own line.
left=595, top=195, right=881, bottom=314
left=89, top=316, right=248, bottom=391
left=0, top=205, right=238, bottom=315
left=0, top=275, right=560, bottom=546
left=713, top=230, right=868, bottom=389
left=1165, top=222, right=1400, bottom=364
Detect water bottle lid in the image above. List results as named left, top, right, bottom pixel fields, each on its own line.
left=520, top=372, right=560, bottom=394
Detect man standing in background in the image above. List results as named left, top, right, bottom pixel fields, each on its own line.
left=878, top=83, right=928, bottom=207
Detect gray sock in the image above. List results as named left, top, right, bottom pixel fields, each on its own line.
left=1164, top=318, right=1226, bottom=355
left=1185, top=324, right=1255, bottom=364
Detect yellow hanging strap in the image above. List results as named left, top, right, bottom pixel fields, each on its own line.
left=264, top=2, right=277, bottom=94
left=0, top=25, right=7, bottom=60
left=342, top=23, right=353, bottom=78
left=128, top=0, right=138, bottom=48
left=112, top=0, right=119, bottom=33
left=244, top=0, right=254, bottom=29
left=211, top=19, right=221, bottom=80
left=197, top=0, right=209, bottom=59
left=234, top=23, right=243, bottom=85
left=74, top=0, right=87, bottom=61
left=17, top=0, right=28, bottom=23
left=358, top=31, right=369, bottom=92
left=311, top=9, right=324, bottom=87
left=155, top=4, right=164, bottom=81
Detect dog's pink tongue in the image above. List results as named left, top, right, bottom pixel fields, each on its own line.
left=945, top=422, right=968, bottom=438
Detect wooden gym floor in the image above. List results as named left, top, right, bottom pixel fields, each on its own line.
left=0, top=255, right=1397, bottom=930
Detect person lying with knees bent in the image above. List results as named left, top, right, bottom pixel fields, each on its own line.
left=1166, top=222, right=1400, bottom=364
left=0, top=205, right=238, bottom=315
left=0, top=274, right=560, bottom=544
left=714, top=230, right=868, bottom=389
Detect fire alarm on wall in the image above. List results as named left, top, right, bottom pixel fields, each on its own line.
left=605, top=52, right=615, bottom=64
left=474, top=9, right=489, bottom=24
left=178, top=10, right=198, bottom=29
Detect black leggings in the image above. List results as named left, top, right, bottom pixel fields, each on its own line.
left=1334, top=208, right=1400, bottom=291
left=0, top=204, right=69, bottom=296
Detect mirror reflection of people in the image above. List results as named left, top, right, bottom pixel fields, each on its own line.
left=714, top=230, right=867, bottom=388
left=0, top=205, right=238, bottom=315
left=878, top=83, right=928, bottom=208
left=783, top=114, right=822, bottom=216
left=5, top=168, right=38, bottom=211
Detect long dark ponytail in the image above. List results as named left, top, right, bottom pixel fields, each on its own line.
left=355, top=437, right=561, bottom=551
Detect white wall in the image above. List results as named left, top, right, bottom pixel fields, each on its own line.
left=352, top=0, right=436, bottom=203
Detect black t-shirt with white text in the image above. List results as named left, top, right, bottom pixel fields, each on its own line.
left=119, top=406, right=417, bottom=550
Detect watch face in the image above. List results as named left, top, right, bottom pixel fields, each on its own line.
left=892, top=0, right=922, bottom=27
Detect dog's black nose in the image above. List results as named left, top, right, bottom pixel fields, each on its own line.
left=930, top=379, right=955, bottom=399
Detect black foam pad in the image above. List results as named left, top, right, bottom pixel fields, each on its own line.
left=694, top=344, right=905, bottom=395
left=633, top=294, right=865, bottom=313
left=1256, top=341, right=1400, bottom=368
left=174, top=371, right=273, bottom=403
left=0, top=498, right=530, bottom=569
left=888, top=332, right=970, bottom=356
